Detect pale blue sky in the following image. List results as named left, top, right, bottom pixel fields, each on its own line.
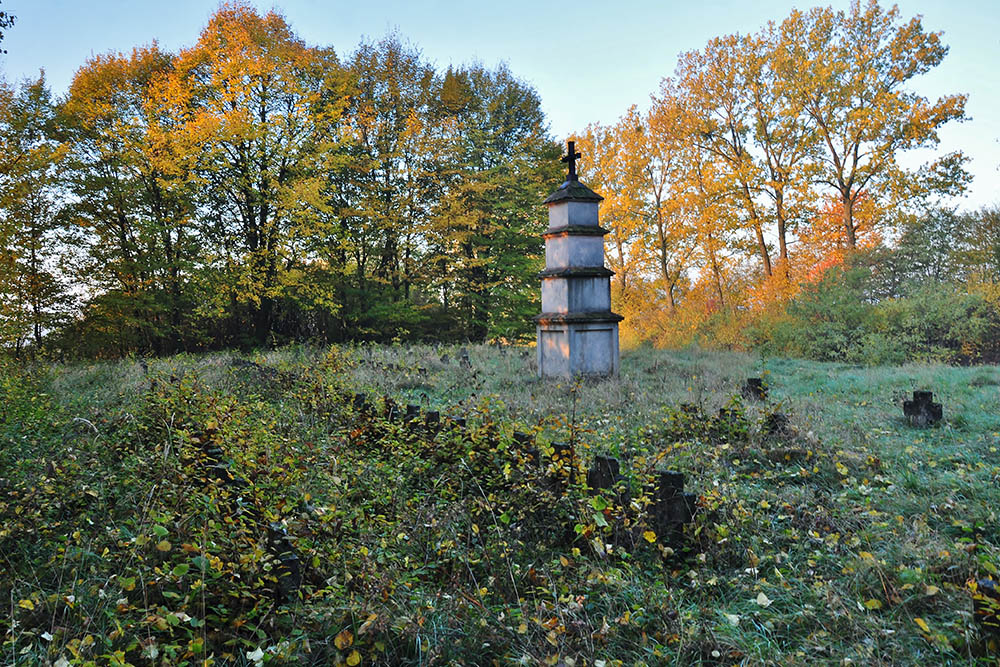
left=1, top=0, right=997, bottom=210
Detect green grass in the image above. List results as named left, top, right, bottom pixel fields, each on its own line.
left=2, top=345, right=999, bottom=665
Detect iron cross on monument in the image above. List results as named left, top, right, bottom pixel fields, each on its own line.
left=561, top=140, right=582, bottom=181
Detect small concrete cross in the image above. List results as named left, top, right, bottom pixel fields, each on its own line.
left=562, top=140, right=582, bottom=181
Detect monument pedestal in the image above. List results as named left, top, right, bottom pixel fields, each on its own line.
left=535, top=143, right=622, bottom=379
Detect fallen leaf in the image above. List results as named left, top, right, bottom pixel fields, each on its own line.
left=335, top=628, right=354, bottom=650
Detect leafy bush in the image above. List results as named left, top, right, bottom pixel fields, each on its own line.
left=746, top=253, right=1000, bottom=365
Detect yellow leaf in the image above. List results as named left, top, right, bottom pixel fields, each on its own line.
left=863, top=598, right=882, bottom=610
left=346, top=649, right=361, bottom=666
left=156, top=540, right=171, bottom=552
left=559, top=556, right=569, bottom=567
left=517, top=622, right=527, bottom=634
left=914, top=617, right=930, bottom=633
left=643, top=530, right=657, bottom=543
left=18, top=599, right=34, bottom=611
left=858, top=551, right=875, bottom=562
left=334, top=628, right=353, bottom=650
left=924, top=585, right=940, bottom=596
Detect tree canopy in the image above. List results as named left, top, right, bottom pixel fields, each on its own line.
left=0, top=0, right=985, bottom=358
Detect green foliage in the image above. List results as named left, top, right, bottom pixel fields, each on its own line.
left=0, top=74, right=72, bottom=356
left=4, top=345, right=1000, bottom=663
left=741, top=207, right=1000, bottom=366
left=10, top=18, right=560, bottom=357
left=0, top=0, right=14, bottom=53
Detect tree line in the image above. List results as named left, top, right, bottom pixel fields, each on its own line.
left=2, top=0, right=994, bottom=361
left=574, top=0, right=981, bottom=351
left=0, top=3, right=561, bottom=357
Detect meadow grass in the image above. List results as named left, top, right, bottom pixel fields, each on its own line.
left=2, top=344, right=998, bottom=665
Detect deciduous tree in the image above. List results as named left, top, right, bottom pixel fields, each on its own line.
left=784, top=1, right=968, bottom=248
left=0, top=75, right=70, bottom=355
left=151, top=2, right=348, bottom=345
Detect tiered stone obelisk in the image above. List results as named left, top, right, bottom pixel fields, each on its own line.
left=535, top=141, right=623, bottom=378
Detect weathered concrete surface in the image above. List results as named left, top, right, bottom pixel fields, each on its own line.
left=544, top=234, right=606, bottom=270
left=547, top=200, right=600, bottom=229
left=536, top=167, right=622, bottom=379
left=541, top=276, right=611, bottom=314
left=536, top=321, right=620, bottom=378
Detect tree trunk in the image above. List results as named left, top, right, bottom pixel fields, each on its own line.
left=775, top=192, right=789, bottom=274
left=842, top=192, right=857, bottom=249
left=706, top=232, right=725, bottom=308
left=753, top=220, right=772, bottom=278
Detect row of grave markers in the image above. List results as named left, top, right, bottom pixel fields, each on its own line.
left=351, top=392, right=698, bottom=552
left=741, top=376, right=944, bottom=428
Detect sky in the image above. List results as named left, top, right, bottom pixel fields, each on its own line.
left=1, top=0, right=997, bottom=210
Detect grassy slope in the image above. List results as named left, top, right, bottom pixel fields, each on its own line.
left=2, top=344, right=998, bottom=665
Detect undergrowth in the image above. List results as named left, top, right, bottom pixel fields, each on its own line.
left=1, top=346, right=999, bottom=665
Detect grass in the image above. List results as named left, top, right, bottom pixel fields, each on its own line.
left=1, top=343, right=999, bottom=665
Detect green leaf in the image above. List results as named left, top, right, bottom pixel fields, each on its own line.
left=152, top=525, right=169, bottom=538
left=590, top=496, right=609, bottom=511
left=172, top=563, right=189, bottom=577
left=593, top=512, right=608, bottom=528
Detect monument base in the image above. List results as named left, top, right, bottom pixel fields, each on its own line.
left=535, top=313, right=622, bottom=379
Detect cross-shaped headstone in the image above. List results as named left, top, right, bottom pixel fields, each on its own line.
left=562, top=140, right=582, bottom=181
left=903, top=390, right=943, bottom=427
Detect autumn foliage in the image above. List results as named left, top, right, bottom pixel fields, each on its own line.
left=0, top=3, right=559, bottom=357
left=575, top=0, right=971, bottom=351
left=0, top=0, right=989, bottom=362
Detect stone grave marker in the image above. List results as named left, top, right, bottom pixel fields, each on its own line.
left=587, top=454, right=622, bottom=493
left=648, top=468, right=697, bottom=551
left=903, top=390, right=942, bottom=427
left=742, top=377, right=767, bottom=401
left=974, top=578, right=1000, bottom=641
left=424, top=410, right=440, bottom=433
left=514, top=431, right=539, bottom=466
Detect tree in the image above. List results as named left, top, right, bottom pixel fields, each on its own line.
left=745, top=24, right=817, bottom=271
left=642, top=99, right=699, bottom=312
left=784, top=1, right=968, bottom=249
left=0, top=0, right=15, bottom=54
left=954, top=205, right=1000, bottom=285
left=61, top=44, right=198, bottom=354
left=426, top=63, right=560, bottom=340
left=675, top=36, right=774, bottom=278
left=150, top=2, right=348, bottom=346
left=334, top=35, right=438, bottom=339
left=0, top=74, right=70, bottom=355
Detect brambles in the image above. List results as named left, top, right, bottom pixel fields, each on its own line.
left=2, top=345, right=999, bottom=664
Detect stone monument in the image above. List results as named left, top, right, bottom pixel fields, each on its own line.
left=535, top=141, right=623, bottom=378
